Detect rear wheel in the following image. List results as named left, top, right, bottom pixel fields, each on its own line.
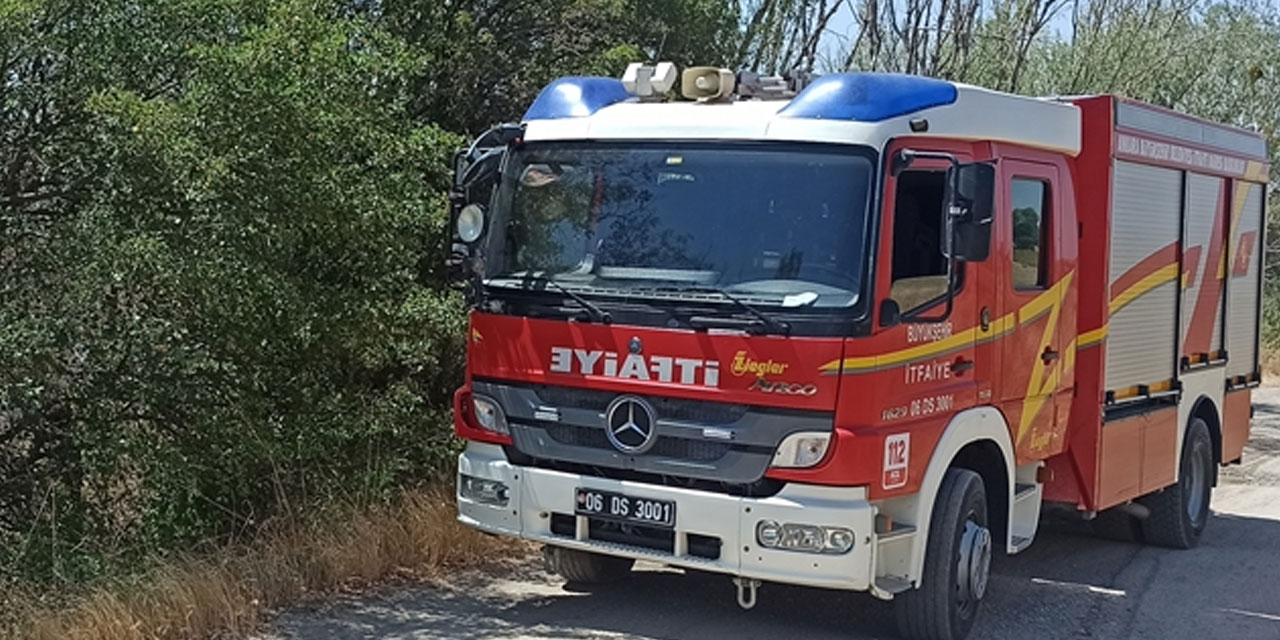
left=543, top=546, right=634, bottom=584
left=1140, top=417, right=1213, bottom=549
left=894, top=468, right=991, bottom=640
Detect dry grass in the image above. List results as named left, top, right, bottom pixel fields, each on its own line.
left=6, top=488, right=518, bottom=640
left=1261, top=348, right=1280, bottom=381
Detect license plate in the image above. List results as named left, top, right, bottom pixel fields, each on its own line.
left=575, top=488, right=676, bottom=528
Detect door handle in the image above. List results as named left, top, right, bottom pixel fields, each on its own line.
left=1041, top=348, right=1060, bottom=363
left=951, top=357, right=975, bottom=375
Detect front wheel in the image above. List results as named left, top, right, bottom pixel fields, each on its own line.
left=543, top=546, right=634, bottom=584
left=894, top=468, right=991, bottom=640
left=1140, top=417, right=1213, bottom=549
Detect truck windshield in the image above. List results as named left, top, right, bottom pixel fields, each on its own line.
left=485, top=142, right=874, bottom=309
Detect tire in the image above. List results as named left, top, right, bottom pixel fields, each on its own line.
left=1140, top=417, right=1214, bottom=549
left=542, top=545, right=634, bottom=584
left=894, top=469, right=991, bottom=640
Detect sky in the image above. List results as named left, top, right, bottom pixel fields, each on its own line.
left=814, top=0, right=1280, bottom=71
left=815, top=1, right=1079, bottom=71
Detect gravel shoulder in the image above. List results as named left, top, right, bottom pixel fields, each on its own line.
left=256, top=388, right=1280, bottom=640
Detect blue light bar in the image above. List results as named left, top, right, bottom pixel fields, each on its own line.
left=524, top=77, right=631, bottom=121
left=779, top=73, right=958, bottom=122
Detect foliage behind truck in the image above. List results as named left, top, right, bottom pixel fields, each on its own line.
left=446, top=65, right=1268, bottom=640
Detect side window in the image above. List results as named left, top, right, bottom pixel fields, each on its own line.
left=1011, top=178, right=1050, bottom=289
left=890, top=170, right=948, bottom=311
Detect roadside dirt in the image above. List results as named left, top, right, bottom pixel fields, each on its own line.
left=255, top=388, right=1280, bottom=640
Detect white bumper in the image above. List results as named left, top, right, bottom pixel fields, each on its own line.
left=458, top=442, right=877, bottom=591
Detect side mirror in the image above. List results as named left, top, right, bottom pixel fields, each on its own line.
left=944, top=163, right=995, bottom=262
left=955, top=163, right=995, bottom=223
left=452, top=149, right=468, bottom=190
left=879, top=298, right=902, bottom=328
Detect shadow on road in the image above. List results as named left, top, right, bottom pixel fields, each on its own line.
left=270, top=509, right=1280, bottom=640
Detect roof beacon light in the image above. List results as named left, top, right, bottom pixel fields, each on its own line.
left=622, top=62, right=678, bottom=99
left=682, top=66, right=735, bottom=102
left=737, top=70, right=811, bottom=99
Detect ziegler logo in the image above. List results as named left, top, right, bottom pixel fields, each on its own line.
left=749, top=377, right=818, bottom=396
left=549, top=347, right=719, bottom=387
left=731, top=351, right=789, bottom=377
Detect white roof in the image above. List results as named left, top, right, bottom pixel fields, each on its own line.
left=524, top=82, right=1082, bottom=157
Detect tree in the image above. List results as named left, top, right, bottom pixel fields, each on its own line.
left=374, top=0, right=740, bottom=135
left=1, top=0, right=463, bottom=583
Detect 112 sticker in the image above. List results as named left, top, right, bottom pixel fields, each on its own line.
left=883, top=433, right=910, bottom=490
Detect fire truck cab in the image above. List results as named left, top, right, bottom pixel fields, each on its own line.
left=448, top=66, right=1269, bottom=640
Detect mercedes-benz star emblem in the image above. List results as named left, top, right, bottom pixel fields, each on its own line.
left=604, top=396, right=657, bottom=454
left=628, top=336, right=643, bottom=354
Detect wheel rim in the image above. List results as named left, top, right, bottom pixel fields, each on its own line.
left=1185, top=439, right=1210, bottom=527
left=955, top=518, right=992, bottom=617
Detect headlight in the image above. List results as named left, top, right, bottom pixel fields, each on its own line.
left=471, top=394, right=509, bottom=435
left=755, top=520, right=855, bottom=554
left=825, top=527, right=855, bottom=554
left=459, top=474, right=509, bottom=507
left=771, top=431, right=831, bottom=468
left=456, top=203, right=486, bottom=243
left=757, top=520, right=783, bottom=547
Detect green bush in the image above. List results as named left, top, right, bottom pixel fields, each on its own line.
left=0, top=0, right=465, bottom=584
left=3, top=0, right=1272, bottom=596
left=1, top=0, right=741, bottom=591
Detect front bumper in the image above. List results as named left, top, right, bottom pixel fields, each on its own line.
left=457, top=442, right=877, bottom=591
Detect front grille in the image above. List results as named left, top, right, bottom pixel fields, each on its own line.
left=476, top=378, right=830, bottom=488
left=531, top=384, right=749, bottom=424
left=544, top=422, right=612, bottom=449
left=549, top=513, right=722, bottom=560
left=651, top=436, right=731, bottom=461
left=542, top=423, right=732, bottom=461
left=509, top=452, right=787, bottom=498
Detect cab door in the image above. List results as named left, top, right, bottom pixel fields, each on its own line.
left=997, top=159, right=1075, bottom=461
left=864, top=141, right=983, bottom=485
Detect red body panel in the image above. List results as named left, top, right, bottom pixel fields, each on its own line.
left=457, top=93, right=1267, bottom=514
left=1222, top=389, right=1252, bottom=463
left=1045, top=96, right=1113, bottom=508
left=467, top=313, right=845, bottom=411
left=1050, top=95, right=1269, bottom=511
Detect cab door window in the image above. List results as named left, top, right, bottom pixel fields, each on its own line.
left=1011, top=178, right=1050, bottom=289
left=889, top=170, right=949, bottom=311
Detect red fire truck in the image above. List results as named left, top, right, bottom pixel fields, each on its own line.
left=447, top=65, right=1269, bottom=640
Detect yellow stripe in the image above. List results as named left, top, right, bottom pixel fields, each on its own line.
left=819, top=325, right=981, bottom=373
left=1018, top=281, right=1062, bottom=326
left=1017, top=272, right=1073, bottom=439
left=1246, top=161, right=1268, bottom=182
left=821, top=272, right=1073, bottom=375
left=1078, top=325, right=1108, bottom=348
left=1225, top=161, right=1266, bottom=279
left=981, top=312, right=1018, bottom=342
left=1111, top=379, right=1176, bottom=400
left=1109, top=263, right=1178, bottom=315
left=819, top=313, right=1018, bottom=374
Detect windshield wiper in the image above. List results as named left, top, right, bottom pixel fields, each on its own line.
left=514, top=275, right=612, bottom=324
left=644, top=285, right=790, bottom=335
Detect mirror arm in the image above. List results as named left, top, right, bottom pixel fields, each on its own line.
left=896, top=149, right=960, bottom=171
left=466, top=264, right=487, bottom=306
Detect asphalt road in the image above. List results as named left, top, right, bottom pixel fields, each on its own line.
left=259, top=388, right=1280, bottom=640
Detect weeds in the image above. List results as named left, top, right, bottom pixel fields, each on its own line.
left=5, top=488, right=517, bottom=640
